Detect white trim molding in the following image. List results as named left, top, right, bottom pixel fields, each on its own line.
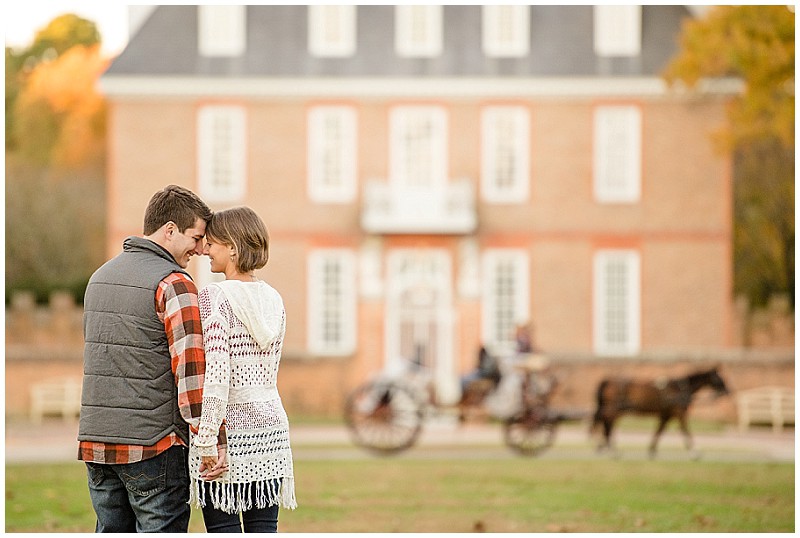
left=100, top=76, right=745, bottom=99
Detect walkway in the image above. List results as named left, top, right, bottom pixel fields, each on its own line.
left=5, top=418, right=795, bottom=464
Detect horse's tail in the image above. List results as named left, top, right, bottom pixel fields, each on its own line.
left=590, top=379, right=609, bottom=432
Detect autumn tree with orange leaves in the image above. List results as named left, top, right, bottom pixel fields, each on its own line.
left=6, top=14, right=109, bottom=303
left=664, top=5, right=795, bottom=310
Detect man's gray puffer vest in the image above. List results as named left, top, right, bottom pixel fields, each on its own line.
left=79, top=236, right=192, bottom=446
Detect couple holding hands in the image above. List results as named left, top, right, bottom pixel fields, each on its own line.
left=78, top=185, right=296, bottom=532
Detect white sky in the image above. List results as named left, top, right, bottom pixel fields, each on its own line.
left=4, top=2, right=130, bottom=55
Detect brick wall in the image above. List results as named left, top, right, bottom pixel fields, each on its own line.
left=5, top=290, right=793, bottom=421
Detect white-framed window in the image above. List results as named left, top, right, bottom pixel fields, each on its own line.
left=395, top=5, right=443, bottom=58
left=197, top=105, right=246, bottom=203
left=481, top=106, right=530, bottom=203
left=593, top=105, right=641, bottom=204
left=593, top=250, right=641, bottom=357
left=482, top=5, right=530, bottom=57
left=593, top=5, right=641, bottom=57
left=308, top=5, right=356, bottom=57
left=307, top=106, right=357, bottom=203
left=198, top=5, right=246, bottom=57
left=390, top=106, right=447, bottom=188
left=308, top=249, right=357, bottom=356
left=481, top=249, right=530, bottom=349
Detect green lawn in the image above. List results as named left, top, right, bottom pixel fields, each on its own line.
left=5, top=458, right=794, bottom=532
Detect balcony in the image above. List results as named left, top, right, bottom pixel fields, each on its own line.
left=361, top=179, right=477, bottom=234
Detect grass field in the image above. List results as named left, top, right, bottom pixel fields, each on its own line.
left=5, top=458, right=794, bottom=532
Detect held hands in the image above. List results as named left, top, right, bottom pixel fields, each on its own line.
left=199, top=446, right=228, bottom=480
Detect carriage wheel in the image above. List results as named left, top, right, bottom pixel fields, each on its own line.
left=502, top=410, right=556, bottom=457
left=344, top=381, right=424, bottom=455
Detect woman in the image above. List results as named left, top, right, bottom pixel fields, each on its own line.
left=188, top=206, right=297, bottom=532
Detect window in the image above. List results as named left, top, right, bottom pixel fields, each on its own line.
left=308, top=5, right=356, bottom=57
left=482, top=249, right=530, bottom=349
left=482, top=5, right=529, bottom=57
left=308, top=249, right=357, bottom=355
left=593, top=5, right=641, bottom=57
left=593, top=250, right=640, bottom=356
left=197, top=105, right=246, bottom=203
left=395, top=5, right=442, bottom=58
left=481, top=106, right=530, bottom=203
left=390, top=106, right=447, bottom=188
left=593, top=105, right=641, bottom=203
left=198, top=5, right=246, bottom=57
left=308, top=106, right=357, bottom=203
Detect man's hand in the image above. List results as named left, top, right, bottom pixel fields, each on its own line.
left=199, top=447, right=228, bottom=480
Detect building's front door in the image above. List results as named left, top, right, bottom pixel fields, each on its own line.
left=385, top=248, right=459, bottom=405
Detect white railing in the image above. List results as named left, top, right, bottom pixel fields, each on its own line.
left=361, top=179, right=477, bottom=234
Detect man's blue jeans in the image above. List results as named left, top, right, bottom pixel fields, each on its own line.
left=85, top=445, right=190, bottom=533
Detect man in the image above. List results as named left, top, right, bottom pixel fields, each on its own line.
left=78, top=185, right=224, bottom=532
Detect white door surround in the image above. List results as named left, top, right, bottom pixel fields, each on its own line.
left=385, top=248, right=459, bottom=405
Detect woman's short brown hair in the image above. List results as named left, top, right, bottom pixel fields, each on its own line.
left=206, top=206, right=270, bottom=273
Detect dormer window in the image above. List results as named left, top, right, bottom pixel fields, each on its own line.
left=482, top=5, right=530, bottom=58
left=593, top=5, right=641, bottom=57
left=395, top=5, right=442, bottom=58
left=308, top=5, right=356, bottom=57
left=198, top=5, right=246, bottom=57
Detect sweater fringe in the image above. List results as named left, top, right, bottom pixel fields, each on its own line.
left=189, top=476, right=297, bottom=514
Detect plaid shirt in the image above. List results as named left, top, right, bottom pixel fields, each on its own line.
left=79, top=272, right=225, bottom=464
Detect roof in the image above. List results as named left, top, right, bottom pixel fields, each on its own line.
left=105, top=5, right=694, bottom=79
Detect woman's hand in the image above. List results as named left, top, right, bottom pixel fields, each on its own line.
left=199, top=447, right=228, bottom=480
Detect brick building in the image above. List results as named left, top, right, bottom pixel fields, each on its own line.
left=97, top=5, right=741, bottom=414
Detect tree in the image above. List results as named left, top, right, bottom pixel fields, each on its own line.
left=12, top=44, right=108, bottom=174
left=27, top=13, right=101, bottom=60
left=664, top=5, right=795, bottom=309
left=6, top=13, right=101, bottom=151
left=5, top=14, right=108, bottom=303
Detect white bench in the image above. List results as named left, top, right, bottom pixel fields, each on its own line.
left=30, top=377, right=82, bottom=423
left=736, top=386, right=794, bottom=433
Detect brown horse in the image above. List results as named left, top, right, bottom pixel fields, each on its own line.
left=591, top=366, right=729, bottom=458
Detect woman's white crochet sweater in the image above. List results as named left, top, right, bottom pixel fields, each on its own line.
left=188, top=280, right=297, bottom=514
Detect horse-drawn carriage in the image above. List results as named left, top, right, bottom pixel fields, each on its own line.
left=344, top=347, right=731, bottom=459
left=343, top=350, right=586, bottom=456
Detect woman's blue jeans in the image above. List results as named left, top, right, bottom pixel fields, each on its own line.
left=85, top=445, right=190, bottom=532
left=201, top=481, right=280, bottom=533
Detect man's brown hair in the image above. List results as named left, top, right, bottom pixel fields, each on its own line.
left=206, top=206, right=270, bottom=273
left=143, top=185, right=213, bottom=235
